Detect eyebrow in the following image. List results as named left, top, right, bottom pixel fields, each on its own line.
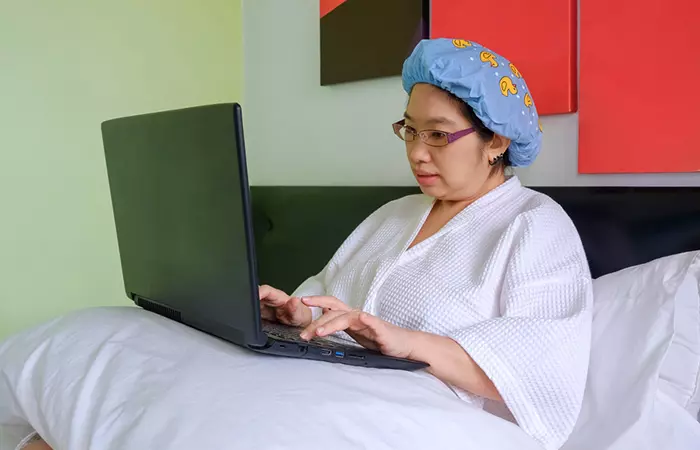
left=403, top=112, right=457, bottom=126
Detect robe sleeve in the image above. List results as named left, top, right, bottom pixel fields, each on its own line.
left=449, top=205, right=593, bottom=450
left=292, top=264, right=328, bottom=299
left=292, top=263, right=331, bottom=320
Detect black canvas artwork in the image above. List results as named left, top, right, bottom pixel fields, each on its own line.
left=320, top=0, right=429, bottom=86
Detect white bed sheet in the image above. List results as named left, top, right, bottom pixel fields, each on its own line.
left=0, top=307, right=542, bottom=450
left=2, top=307, right=699, bottom=450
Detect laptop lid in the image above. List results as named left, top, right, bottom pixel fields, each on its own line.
left=101, top=103, right=266, bottom=347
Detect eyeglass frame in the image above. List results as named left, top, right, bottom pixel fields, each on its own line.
left=392, top=119, right=475, bottom=147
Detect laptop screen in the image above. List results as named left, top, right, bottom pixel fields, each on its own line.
left=101, top=103, right=264, bottom=346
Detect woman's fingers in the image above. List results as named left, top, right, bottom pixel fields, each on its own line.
left=276, top=296, right=301, bottom=320
left=356, top=310, right=384, bottom=329
left=258, top=285, right=290, bottom=307
left=299, top=309, right=389, bottom=353
left=301, top=295, right=351, bottom=311
left=260, top=305, right=276, bottom=321
left=23, top=441, right=53, bottom=450
left=315, top=310, right=379, bottom=338
left=258, top=284, right=275, bottom=299
left=315, top=312, right=359, bottom=337
left=286, top=296, right=302, bottom=312
left=259, top=285, right=290, bottom=323
left=299, top=310, right=345, bottom=340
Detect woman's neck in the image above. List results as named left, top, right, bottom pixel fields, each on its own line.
left=437, top=172, right=507, bottom=216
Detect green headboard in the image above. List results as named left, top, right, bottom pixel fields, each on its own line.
left=252, top=185, right=700, bottom=287
left=251, top=186, right=419, bottom=294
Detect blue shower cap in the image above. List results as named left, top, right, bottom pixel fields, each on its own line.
left=402, top=38, right=543, bottom=167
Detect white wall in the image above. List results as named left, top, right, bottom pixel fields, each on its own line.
left=243, top=0, right=700, bottom=187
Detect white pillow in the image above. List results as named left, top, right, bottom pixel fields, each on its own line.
left=658, top=256, right=700, bottom=419
left=0, top=307, right=541, bottom=450
left=562, top=251, right=700, bottom=448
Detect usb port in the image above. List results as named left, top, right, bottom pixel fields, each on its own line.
left=320, top=349, right=332, bottom=356
left=334, top=351, right=345, bottom=358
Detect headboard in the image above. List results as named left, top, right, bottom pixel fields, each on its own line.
left=251, top=186, right=700, bottom=294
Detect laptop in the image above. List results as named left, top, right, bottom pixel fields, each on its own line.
left=101, top=103, right=427, bottom=371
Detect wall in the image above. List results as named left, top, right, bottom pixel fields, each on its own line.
left=243, top=0, right=700, bottom=187
left=0, top=0, right=244, bottom=339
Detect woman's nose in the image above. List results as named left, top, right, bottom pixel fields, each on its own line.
left=407, top=142, right=432, bottom=163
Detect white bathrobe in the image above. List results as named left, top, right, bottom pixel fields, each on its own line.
left=293, top=176, right=592, bottom=450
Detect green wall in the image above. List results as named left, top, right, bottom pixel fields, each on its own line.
left=0, top=1, right=244, bottom=340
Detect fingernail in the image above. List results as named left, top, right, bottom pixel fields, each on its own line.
left=316, top=327, right=325, bottom=336
left=300, top=332, right=309, bottom=340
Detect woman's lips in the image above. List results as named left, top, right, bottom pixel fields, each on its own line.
left=415, top=171, right=439, bottom=186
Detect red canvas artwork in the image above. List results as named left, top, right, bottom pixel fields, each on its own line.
left=579, top=0, right=700, bottom=173
left=320, top=0, right=346, bottom=18
left=431, top=0, right=577, bottom=116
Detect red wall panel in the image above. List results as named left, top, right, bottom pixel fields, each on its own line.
left=431, top=0, right=577, bottom=116
left=579, top=0, right=700, bottom=173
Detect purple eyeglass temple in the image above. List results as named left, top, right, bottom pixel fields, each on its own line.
left=446, top=127, right=476, bottom=143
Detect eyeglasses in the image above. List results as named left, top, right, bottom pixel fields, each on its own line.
left=392, top=119, right=475, bottom=147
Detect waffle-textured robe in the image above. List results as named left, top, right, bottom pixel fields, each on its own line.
left=293, top=177, right=593, bottom=450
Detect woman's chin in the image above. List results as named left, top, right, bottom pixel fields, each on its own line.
left=417, top=184, right=442, bottom=197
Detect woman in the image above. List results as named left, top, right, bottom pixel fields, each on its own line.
left=260, top=38, right=592, bottom=450
left=19, top=38, right=591, bottom=450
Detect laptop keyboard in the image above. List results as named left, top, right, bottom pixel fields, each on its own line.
left=262, top=321, right=352, bottom=349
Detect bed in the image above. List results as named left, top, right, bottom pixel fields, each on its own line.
left=1, top=185, right=699, bottom=450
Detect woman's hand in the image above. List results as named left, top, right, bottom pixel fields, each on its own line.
left=300, top=296, right=501, bottom=401
left=22, top=439, right=52, bottom=450
left=299, top=296, right=416, bottom=359
left=259, top=285, right=312, bottom=328
left=298, top=296, right=501, bottom=400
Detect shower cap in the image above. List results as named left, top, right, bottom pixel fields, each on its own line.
left=402, top=38, right=543, bottom=167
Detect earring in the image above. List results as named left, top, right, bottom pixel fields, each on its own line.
left=489, top=153, right=505, bottom=166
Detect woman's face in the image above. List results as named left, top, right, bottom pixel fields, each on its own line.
left=403, top=83, right=507, bottom=202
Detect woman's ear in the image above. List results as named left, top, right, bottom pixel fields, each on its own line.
left=486, top=134, right=511, bottom=161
